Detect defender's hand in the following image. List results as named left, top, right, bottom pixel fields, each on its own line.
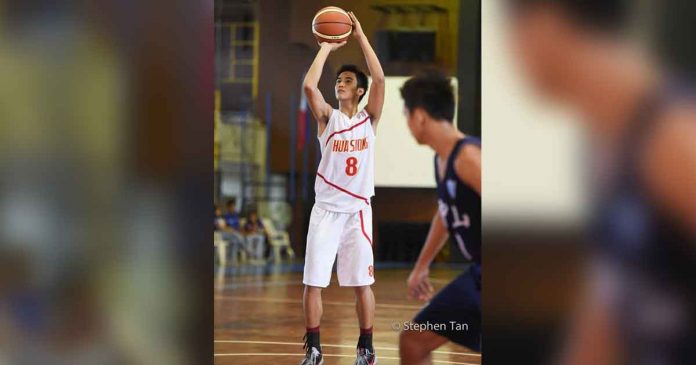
left=407, top=267, right=434, bottom=301
left=348, top=11, right=364, bottom=40
left=319, top=41, right=347, bottom=51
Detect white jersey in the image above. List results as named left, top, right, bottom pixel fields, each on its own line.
left=315, top=108, right=375, bottom=213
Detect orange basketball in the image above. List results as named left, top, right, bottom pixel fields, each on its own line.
left=312, top=6, right=352, bottom=43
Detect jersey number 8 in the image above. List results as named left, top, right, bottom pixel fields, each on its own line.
left=345, top=157, right=358, bottom=176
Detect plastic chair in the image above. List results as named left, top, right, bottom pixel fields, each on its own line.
left=261, top=218, right=295, bottom=263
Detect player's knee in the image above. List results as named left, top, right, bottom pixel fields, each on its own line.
left=353, top=285, right=372, bottom=295
left=304, top=285, right=323, bottom=295
left=399, top=330, right=420, bottom=356
left=400, top=330, right=415, bottom=348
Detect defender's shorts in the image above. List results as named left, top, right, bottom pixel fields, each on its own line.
left=413, top=264, right=481, bottom=351
left=303, top=205, right=375, bottom=288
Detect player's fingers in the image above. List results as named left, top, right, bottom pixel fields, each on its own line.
left=425, top=280, right=434, bottom=294
left=411, top=284, right=425, bottom=299
left=349, top=12, right=358, bottom=25
left=418, top=281, right=430, bottom=296
left=407, top=282, right=416, bottom=295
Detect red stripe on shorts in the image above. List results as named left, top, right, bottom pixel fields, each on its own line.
left=359, top=210, right=372, bottom=246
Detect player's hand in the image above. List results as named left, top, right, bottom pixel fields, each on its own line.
left=407, top=267, right=434, bottom=301
left=319, top=41, right=347, bottom=51
left=348, top=11, right=364, bottom=40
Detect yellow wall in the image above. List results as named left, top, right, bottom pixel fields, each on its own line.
left=288, top=0, right=460, bottom=74
left=373, top=0, right=460, bottom=73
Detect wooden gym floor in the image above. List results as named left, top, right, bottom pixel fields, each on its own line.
left=214, top=263, right=481, bottom=364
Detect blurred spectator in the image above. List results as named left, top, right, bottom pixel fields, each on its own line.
left=214, top=204, right=247, bottom=263
left=214, top=205, right=226, bottom=231
left=222, top=198, right=245, bottom=249
left=223, top=198, right=241, bottom=231
left=244, top=210, right=266, bottom=261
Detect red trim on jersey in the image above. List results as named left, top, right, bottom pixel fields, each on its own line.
left=316, top=173, right=370, bottom=205
left=359, top=210, right=372, bottom=246
left=325, top=116, right=370, bottom=146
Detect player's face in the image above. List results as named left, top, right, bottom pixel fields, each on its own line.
left=335, top=71, right=362, bottom=102
left=509, top=5, right=576, bottom=99
left=404, top=106, right=425, bottom=144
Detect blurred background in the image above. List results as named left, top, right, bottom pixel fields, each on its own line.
left=483, top=0, right=696, bottom=364
left=0, top=0, right=213, bottom=364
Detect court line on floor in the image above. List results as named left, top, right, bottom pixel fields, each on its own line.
left=215, top=295, right=423, bottom=310
left=213, top=353, right=478, bottom=364
left=221, top=280, right=304, bottom=289
left=214, top=340, right=480, bottom=357
left=219, top=278, right=452, bottom=289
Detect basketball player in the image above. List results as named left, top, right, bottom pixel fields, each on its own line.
left=506, top=1, right=696, bottom=364
left=398, top=71, right=481, bottom=364
left=300, top=11, right=384, bottom=365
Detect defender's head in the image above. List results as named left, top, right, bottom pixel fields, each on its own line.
left=335, top=64, right=368, bottom=103
left=506, top=0, right=631, bottom=100
left=400, top=70, right=455, bottom=144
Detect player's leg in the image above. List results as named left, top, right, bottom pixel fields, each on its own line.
left=304, top=285, right=323, bottom=329
left=400, top=266, right=481, bottom=364
left=303, top=284, right=324, bottom=362
left=399, top=330, right=449, bottom=365
left=355, top=285, right=375, bottom=349
left=301, top=205, right=345, bottom=364
left=337, top=206, right=376, bottom=364
left=302, top=282, right=326, bottom=365
left=354, top=285, right=375, bottom=330
left=351, top=207, right=375, bottom=331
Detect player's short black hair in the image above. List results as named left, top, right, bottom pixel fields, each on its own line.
left=226, top=198, right=236, bottom=207
left=400, top=70, right=455, bottom=123
left=507, top=0, right=630, bottom=32
left=337, top=64, right=369, bottom=103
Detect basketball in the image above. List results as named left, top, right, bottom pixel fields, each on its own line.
left=312, top=6, right=352, bottom=43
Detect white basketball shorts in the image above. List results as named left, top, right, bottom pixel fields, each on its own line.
left=303, top=204, right=375, bottom=288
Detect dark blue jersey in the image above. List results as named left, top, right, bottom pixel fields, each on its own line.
left=593, top=84, right=695, bottom=290
left=591, top=82, right=695, bottom=363
left=435, top=137, right=482, bottom=264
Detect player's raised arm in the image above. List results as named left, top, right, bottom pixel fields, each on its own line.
left=348, top=11, right=385, bottom=125
left=303, top=42, right=345, bottom=126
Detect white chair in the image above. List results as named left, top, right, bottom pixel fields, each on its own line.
left=214, top=231, right=228, bottom=266
left=262, top=218, right=295, bottom=263
left=215, top=230, right=247, bottom=265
